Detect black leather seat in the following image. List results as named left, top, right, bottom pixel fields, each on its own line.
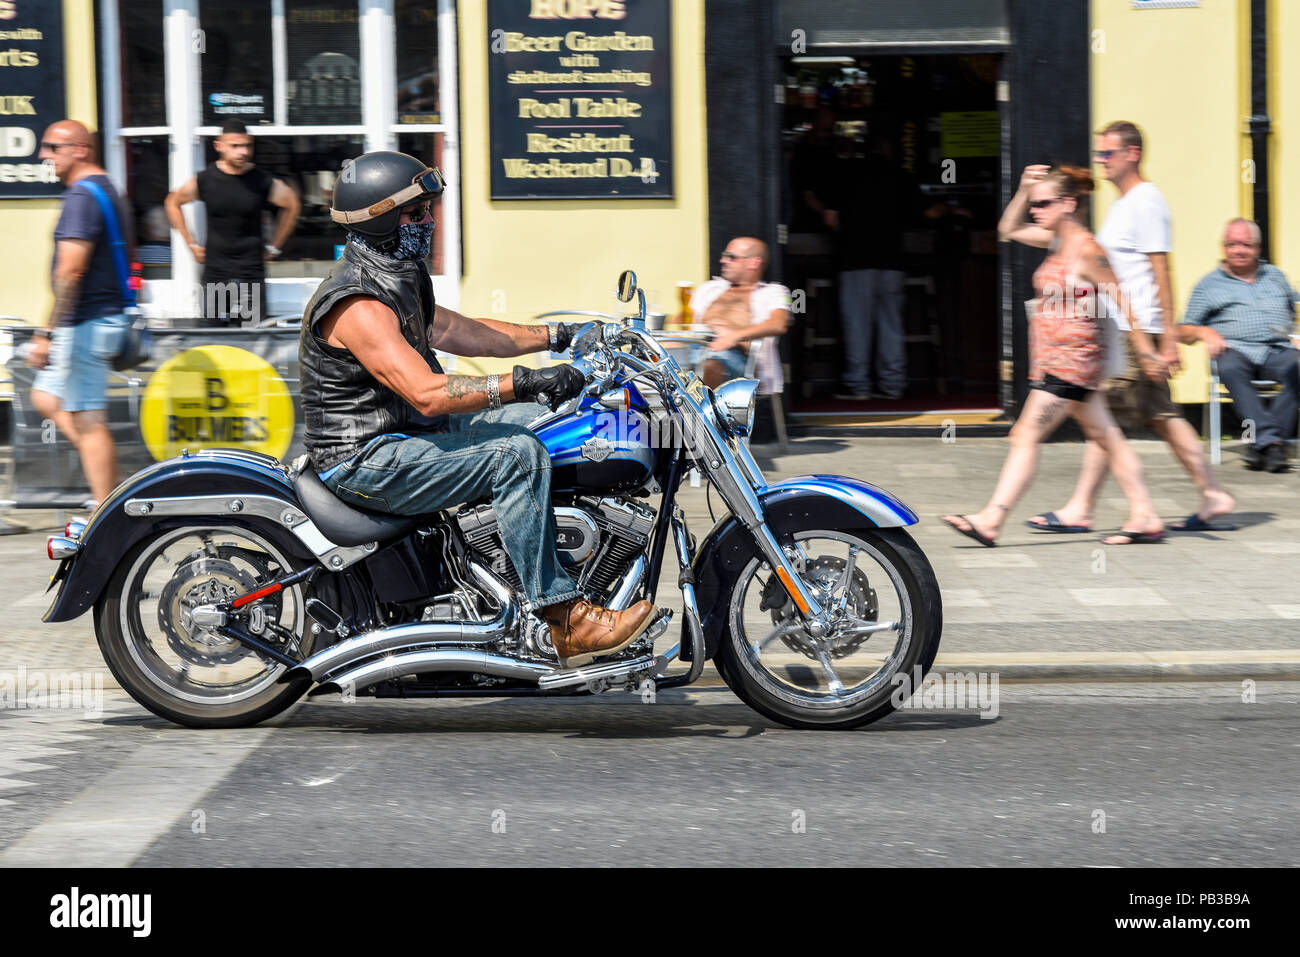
left=292, top=466, right=418, bottom=547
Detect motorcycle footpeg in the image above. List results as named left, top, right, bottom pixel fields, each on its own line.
left=644, top=608, right=673, bottom=643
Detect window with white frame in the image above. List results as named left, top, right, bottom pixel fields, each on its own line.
left=103, top=0, right=459, bottom=314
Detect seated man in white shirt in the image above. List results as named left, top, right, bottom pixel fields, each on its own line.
left=679, top=237, right=792, bottom=392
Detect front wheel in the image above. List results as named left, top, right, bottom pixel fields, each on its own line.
left=714, top=526, right=942, bottom=730
left=95, top=524, right=318, bottom=728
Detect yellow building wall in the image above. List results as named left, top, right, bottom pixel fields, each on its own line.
left=0, top=0, right=97, bottom=326
left=1273, top=0, right=1299, bottom=282
left=455, top=0, right=710, bottom=373
left=1091, top=0, right=1248, bottom=402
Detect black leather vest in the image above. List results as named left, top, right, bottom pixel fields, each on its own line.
left=299, top=240, right=447, bottom=471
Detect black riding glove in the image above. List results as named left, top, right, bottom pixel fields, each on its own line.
left=513, top=363, right=587, bottom=408
left=549, top=322, right=578, bottom=354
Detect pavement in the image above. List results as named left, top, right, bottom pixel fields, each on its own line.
left=1, top=432, right=1298, bottom=688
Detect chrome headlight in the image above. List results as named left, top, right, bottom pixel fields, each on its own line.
left=712, top=378, right=758, bottom=438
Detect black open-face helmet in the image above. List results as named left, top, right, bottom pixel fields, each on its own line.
left=331, top=150, right=446, bottom=250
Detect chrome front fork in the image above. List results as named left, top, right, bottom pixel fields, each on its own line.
left=699, top=444, right=831, bottom=637
left=667, top=368, right=831, bottom=637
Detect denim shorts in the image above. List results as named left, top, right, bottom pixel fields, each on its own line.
left=31, top=313, right=127, bottom=412
left=693, top=343, right=749, bottom=382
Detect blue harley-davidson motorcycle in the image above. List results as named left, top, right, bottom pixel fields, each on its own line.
left=42, top=271, right=942, bottom=730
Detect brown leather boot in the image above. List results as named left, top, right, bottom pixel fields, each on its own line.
left=544, top=598, right=656, bottom=668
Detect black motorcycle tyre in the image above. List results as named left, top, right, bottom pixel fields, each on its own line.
left=713, top=525, right=942, bottom=731
left=94, top=523, right=317, bottom=729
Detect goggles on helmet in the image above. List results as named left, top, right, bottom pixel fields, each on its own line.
left=331, top=166, right=446, bottom=226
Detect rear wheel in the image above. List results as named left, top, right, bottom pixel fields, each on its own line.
left=95, top=525, right=317, bottom=728
left=714, top=526, right=942, bottom=730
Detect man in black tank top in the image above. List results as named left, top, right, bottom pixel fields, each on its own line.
left=299, top=150, right=656, bottom=668
left=164, top=120, right=301, bottom=326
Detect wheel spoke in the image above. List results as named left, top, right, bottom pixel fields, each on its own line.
left=841, top=619, right=900, bottom=637
left=753, top=619, right=800, bottom=652
left=814, top=648, right=845, bottom=695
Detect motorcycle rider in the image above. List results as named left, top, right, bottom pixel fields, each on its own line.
left=299, top=150, right=655, bottom=667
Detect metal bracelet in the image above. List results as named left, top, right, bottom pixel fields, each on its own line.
left=547, top=322, right=558, bottom=352
left=487, top=373, right=501, bottom=409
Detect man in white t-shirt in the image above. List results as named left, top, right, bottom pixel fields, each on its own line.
left=680, top=236, right=791, bottom=393
left=1027, top=121, right=1236, bottom=534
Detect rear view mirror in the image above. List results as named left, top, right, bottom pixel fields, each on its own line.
left=616, top=270, right=637, bottom=303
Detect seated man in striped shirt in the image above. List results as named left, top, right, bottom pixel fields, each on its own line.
left=1178, top=218, right=1300, bottom=473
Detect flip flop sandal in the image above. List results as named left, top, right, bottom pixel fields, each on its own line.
left=1168, top=514, right=1238, bottom=532
left=1025, top=511, right=1092, bottom=533
left=940, top=515, right=997, bottom=547
left=1101, top=530, right=1166, bottom=545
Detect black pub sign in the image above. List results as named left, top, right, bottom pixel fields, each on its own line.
left=0, top=0, right=67, bottom=199
left=488, top=0, right=673, bottom=199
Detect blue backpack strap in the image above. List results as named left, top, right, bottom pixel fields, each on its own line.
left=77, top=178, right=136, bottom=309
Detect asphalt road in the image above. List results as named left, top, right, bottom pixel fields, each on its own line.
left=2, top=681, right=1295, bottom=867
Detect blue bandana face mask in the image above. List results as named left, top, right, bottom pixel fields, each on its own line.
left=395, top=222, right=434, bottom=262
left=350, top=222, right=434, bottom=262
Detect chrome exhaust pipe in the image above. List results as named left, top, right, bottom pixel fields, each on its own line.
left=311, top=611, right=673, bottom=698
left=288, top=558, right=516, bottom=683
left=309, top=648, right=554, bottom=698
left=537, top=654, right=659, bottom=691
left=606, top=554, right=648, bottom=611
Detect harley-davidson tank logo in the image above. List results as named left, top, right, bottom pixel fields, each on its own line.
left=580, top=437, right=615, bottom=462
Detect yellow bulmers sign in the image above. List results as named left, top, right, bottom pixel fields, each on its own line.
left=140, top=345, right=294, bottom=461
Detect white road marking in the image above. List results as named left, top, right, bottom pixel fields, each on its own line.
left=955, top=552, right=1038, bottom=568
left=1246, top=542, right=1300, bottom=554
left=941, top=589, right=991, bottom=607
left=1068, top=587, right=1171, bottom=607
left=0, top=729, right=273, bottom=867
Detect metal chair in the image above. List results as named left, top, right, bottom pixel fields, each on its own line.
left=742, top=338, right=788, bottom=453
left=1206, top=355, right=1298, bottom=465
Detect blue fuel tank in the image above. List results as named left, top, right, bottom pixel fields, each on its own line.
left=535, top=384, right=657, bottom=495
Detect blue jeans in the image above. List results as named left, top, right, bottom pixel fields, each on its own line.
left=322, top=403, right=580, bottom=609
left=1216, top=346, right=1300, bottom=449
left=839, top=269, right=906, bottom=395
left=692, top=343, right=749, bottom=381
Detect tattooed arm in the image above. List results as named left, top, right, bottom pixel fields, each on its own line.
left=429, top=305, right=549, bottom=358
left=27, top=239, right=95, bottom=369
left=316, top=296, right=518, bottom=417
left=50, top=239, right=94, bottom=327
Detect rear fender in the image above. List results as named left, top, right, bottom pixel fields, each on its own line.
left=43, top=451, right=309, bottom=623
left=689, top=475, right=918, bottom=660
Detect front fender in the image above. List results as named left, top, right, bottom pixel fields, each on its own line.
left=688, top=475, right=918, bottom=661
left=43, top=451, right=300, bottom=623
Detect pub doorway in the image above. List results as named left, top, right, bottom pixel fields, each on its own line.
left=780, top=53, right=1002, bottom=423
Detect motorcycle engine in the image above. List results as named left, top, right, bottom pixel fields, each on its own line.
left=456, top=496, right=655, bottom=602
